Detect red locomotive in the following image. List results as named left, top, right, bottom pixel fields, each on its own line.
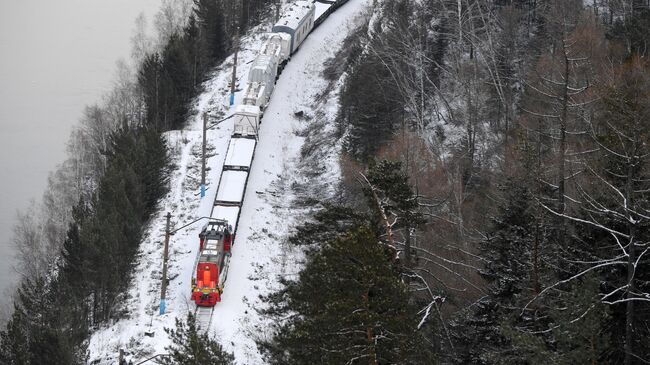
left=191, top=220, right=233, bottom=306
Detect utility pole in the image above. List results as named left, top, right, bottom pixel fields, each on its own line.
left=159, top=212, right=171, bottom=315
left=200, top=113, right=207, bottom=198
left=229, top=27, right=239, bottom=107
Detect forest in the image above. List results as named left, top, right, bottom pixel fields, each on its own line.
left=0, top=0, right=273, bottom=363
left=259, top=0, right=650, bottom=364
left=1, top=0, right=649, bottom=364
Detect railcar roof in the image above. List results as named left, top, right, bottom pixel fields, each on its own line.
left=274, top=0, right=314, bottom=30
left=235, top=104, right=261, bottom=115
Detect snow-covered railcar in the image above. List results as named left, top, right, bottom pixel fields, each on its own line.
left=191, top=221, right=233, bottom=306
left=233, top=104, right=262, bottom=137
left=261, top=33, right=292, bottom=66
left=242, top=82, right=269, bottom=107
left=223, top=137, right=256, bottom=171
left=249, top=54, right=278, bottom=85
left=215, top=170, right=248, bottom=206
left=272, top=0, right=316, bottom=54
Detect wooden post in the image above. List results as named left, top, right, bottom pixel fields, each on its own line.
left=230, top=28, right=239, bottom=107
left=160, top=212, right=171, bottom=315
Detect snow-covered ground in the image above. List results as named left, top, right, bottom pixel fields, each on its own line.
left=88, top=0, right=369, bottom=363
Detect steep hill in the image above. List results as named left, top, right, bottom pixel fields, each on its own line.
left=88, top=1, right=369, bottom=363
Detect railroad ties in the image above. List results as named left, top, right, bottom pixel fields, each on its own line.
left=196, top=306, right=215, bottom=332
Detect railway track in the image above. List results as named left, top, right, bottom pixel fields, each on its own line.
left=196, top=306, right=215, bottom=332
left=191, top=0, right=348, bottom=334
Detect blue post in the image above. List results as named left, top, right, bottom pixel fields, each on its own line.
left=159, top=299, right=166, bottom=315
left=229, top=93, right=235, bottom=107
left=200, top=184, right=206, bottom=198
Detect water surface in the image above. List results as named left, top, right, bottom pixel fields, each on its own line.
left=0, top=0, right=161, bottom=310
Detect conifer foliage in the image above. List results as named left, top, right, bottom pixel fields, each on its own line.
left=160, top=313, right=235, bottom=365
left=451, top=178, right=545, bottom=364
left=0, top=125, right=169, bottom=364
left=1, top=0, right=275, bottom=362
left=261, top=159, right=430, bottom=364
left=261, top=225, right=432, bottom=364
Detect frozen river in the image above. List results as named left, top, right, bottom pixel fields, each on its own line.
left=0, top=0, right=161, bottom=311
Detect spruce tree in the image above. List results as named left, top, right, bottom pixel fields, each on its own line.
left=261, top=225, right=432, bottom=364
left=138, top=53, right=164, bottom=129
left=0, top=310, right=30, bottom=365
left=451, top=178, right=546, bottom=365
left=160, top=313, right=235, bottom=365
left=193, top=0, right=229, bottom=61
left=340, top=50, right=404, bottom=160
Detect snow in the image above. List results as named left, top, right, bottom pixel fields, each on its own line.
left=215, top=171, right=248, bottom=203
left=211, top=206, right=241, bottom=235
left=87, top=0, right=370, bottom=363
left=235, top=104, right=260, bottom=115
left=315, top=2, right=334, bottom=19
left=224, top=138, right=256, bottom=168
left=274, top=0, right=314, bottom=30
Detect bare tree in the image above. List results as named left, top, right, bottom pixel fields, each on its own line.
left=527, top=57, right=650, bottom=365
left=522, top=4, right=604, bottom=250
left=131, top=13, right=153, bottom=66
left=154, top=0, right=193, bottom=48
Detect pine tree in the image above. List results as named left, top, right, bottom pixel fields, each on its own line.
left=451, top=177, right=549, bottom=365
left=288, top=202, right=371, bottom=249
left=160, top=313, right=234, bottom=365
left=138, top=53, right=164, bottom=129
left=364, top=159, right=425, bottom=268
left=365, top=160, right=424, bottom=231
left=261, top=225, right=433, bottom=364
left=4, top=278, right=83, bottom=364
left=193, top=0, right=229, bottom=62
left=0, top=310, right=30, bottom=365
left=340, top=49, right=404, bottom=161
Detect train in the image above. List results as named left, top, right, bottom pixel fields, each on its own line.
left=191, top=0, right=317, bottom=307
left=233, top=0, right=316, bottom=136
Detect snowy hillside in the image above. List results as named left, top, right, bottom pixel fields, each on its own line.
left=88, top=0, right=369, bottom=363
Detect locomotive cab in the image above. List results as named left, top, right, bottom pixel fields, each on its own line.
left=198, top=220, right=233, bottom=251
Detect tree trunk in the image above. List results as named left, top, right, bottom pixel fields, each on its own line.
left=624, top=162, right=636, bottom=365
left=362, top=290, right=378, bottom=365
left=558, top=43, right=569, bottom=249
left=457, top=0, right=462, bottom=45
left=405, top=228, right=412, bottom=268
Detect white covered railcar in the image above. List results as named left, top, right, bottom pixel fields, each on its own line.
left=244, top=54, right=278, bottom=107
left=261, top=33, right=292, bottom=66
left=242, top=82, right=268, bottom=107
left=233, top=104, right=261, bottom=137
left=272, top=0, right=316, bottom=54
left=248, top=54, right=278, bottom=85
